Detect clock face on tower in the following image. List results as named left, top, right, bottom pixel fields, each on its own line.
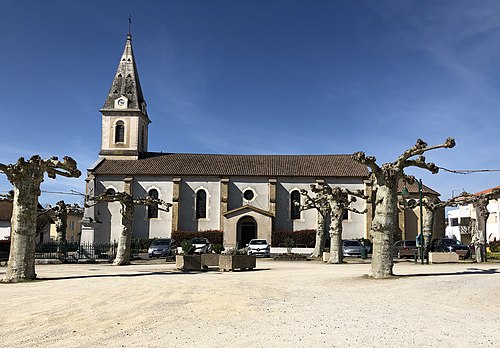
left=115, top=96, right=128, bottom=109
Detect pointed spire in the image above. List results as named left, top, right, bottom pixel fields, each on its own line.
left=102, top=33, right=147, bottom=116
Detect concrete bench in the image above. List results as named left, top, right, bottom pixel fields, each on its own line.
left=429, top=252, right=459, bottom=263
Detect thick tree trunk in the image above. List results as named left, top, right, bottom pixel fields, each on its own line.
left=473, top=199, right=488, bottom=263
left=327, top=215, right=343, bottom=264
left=113, top=205, right=133, bottom=266
left=113, top=224, right=132, bottom=266
left=422, top=205, right=434, bottom=248
left=3, top=184, right=38, bottom=282
left=311, top=212, right=327, bottom=258
left=369, top=185, right=397, bottom=278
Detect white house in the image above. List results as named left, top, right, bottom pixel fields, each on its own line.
left=445, top=186, right=500, bottom=244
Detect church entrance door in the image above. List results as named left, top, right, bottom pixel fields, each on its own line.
left=237, top=216, right=257, bottom=248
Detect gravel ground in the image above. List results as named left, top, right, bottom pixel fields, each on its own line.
left=1, top=259, right=499, bottom=348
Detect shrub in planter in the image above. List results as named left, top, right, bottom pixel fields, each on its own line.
left=181, top=241, right=195, bottom=255
left=211, top=243, right=224, bottom=254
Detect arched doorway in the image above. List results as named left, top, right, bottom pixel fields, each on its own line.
left=237, top=216, right=257, bottom=248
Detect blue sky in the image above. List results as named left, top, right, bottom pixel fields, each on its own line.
left=0, top=0, right=499, bottom=205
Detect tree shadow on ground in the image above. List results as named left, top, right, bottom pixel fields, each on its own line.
left=397, top=268, right=499, bottom=278
left=35, top=271, right=191, bottom=281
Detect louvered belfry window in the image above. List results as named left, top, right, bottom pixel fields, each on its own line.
left=115, top=121, right=125, bottom=143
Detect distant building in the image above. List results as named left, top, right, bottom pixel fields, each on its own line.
left=82, top=33, right=444, bottom=247
left=446, top=186, right=500, bottom=244
left=0, top=200, right=52, bottom=243
left=49, top=208, right=84, bottom=243
left=0, top=200, right=12, bottom=240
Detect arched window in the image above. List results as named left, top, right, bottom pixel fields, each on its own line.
left=290, top=190, right=301, bottom=220
left=196, top=189, right=207, bottom=219
left=147, top=189, right=159, bottom=219
left=106, top=188, right=116, bottom=196
left=115, top=121, right=125, bottom=143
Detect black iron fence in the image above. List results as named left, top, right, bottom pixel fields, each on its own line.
left=32, top=241, right=140, bottom=263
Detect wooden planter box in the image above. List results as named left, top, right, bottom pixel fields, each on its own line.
left=176, top=255, right=201, bottom=271
left=219, top=254, right=256, bottom=271
left=201, top=253, right=220, bottom=268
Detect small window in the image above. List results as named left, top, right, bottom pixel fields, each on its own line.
left=460, top=217, right=471, bottom=226
left=290, top=190, right=301, bottom=220
left=115, top=121, right=125, bottom=143
left=342, top=209, right=348, bottom=220
left=196, top=189, right=207, bottom=219
left=106, top=188, right=116, bottom=195
left=147, top=189, right=159, bottom=219
left=450, top=218, right=459, bottom=227
left=243, top=189, right=254, bottom=201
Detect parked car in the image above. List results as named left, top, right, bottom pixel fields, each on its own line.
left=148, top=238, right=177, bottom=258
left=392, top=240, right=417, bottom=259
left=190, top=237, right=211, bottom=254
left=246, top=239, right=270, bottom=257
left=343, top=240, right=367, bottom=257
left=430, top=238, right=470, bottom=259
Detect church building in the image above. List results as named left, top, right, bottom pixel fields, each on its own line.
left=81, top=34, right=440, bottom=248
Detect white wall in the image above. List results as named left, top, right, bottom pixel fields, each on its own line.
left=0, top=222, right=10, bottom=240
left=179, top=177, right=221, bottom=232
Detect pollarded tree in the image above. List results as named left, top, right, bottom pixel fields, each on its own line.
left=352, top=138, right=455, bottom=278
left=300, top=184, right=331, bottom=258
left=0, top=156, right=81, bottom=283
left=300, top=184, right=367, bottom=264
left=419, top=193, right=468, bottom=249
left=86, top=192, right=172, bottom=266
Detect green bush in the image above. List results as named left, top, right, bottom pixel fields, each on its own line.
left=271, top=229, right=316, bottom=247
left=211, top=243, right=224, bottom=254
left=180, top=240, right=195, bottom=255
left=172, top=230, right=223, bottom=245
left=489, top=240, right=500, bottom=252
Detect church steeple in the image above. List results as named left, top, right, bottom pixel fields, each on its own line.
left=102, top=33, right=148, bottom=115
left=99, top=33, right=151, bottom=160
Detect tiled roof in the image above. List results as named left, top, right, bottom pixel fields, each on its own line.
left=397, top=180, right=440, bottom=196
left=474, top=185, right=500, bottom=196
left=93, top=152, right=369, bottom=177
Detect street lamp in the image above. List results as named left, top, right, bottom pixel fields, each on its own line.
left=401, top=179, right=425, bottom=264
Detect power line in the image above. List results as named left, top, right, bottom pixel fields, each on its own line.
left=41, top=190, right=85, bottom=196
left=439, top=167, right=500, bottom=175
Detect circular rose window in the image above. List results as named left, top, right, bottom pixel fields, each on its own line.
left=243, top=189, right=254, bottom=201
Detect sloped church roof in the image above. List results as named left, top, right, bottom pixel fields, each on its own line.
left=93, top=153, right=369, bottom=178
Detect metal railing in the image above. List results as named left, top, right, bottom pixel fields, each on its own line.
left=33, top=241, right=139, bottom=262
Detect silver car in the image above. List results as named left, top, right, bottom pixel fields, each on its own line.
left=247, top=239, right=271, bottom=257
left=342, top=240, right=367, bottom=257
left=148, top=238, right=177, bottom=258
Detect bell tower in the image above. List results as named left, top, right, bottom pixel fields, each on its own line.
left=99, top=33, right=150, bottom=160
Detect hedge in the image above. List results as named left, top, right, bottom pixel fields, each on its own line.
left=271, top=229, right=317, bottom=247
left=171, top=230, right=223, bottom=245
